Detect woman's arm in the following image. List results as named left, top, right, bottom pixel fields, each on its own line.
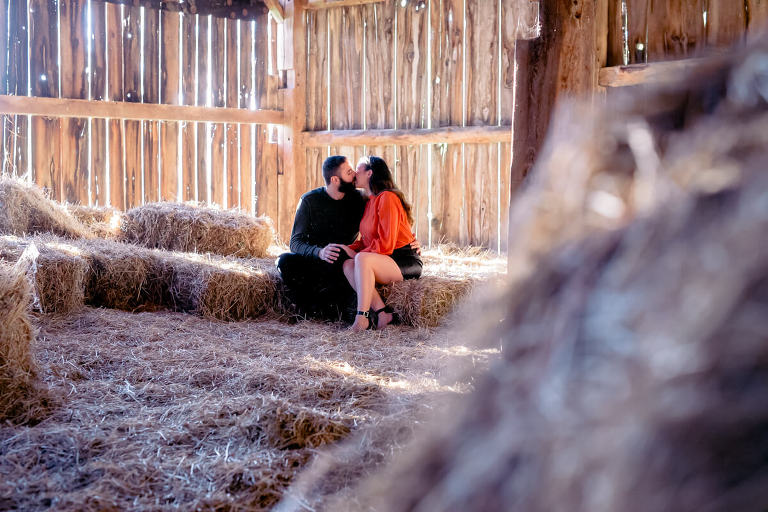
left=365, top=192, right=402, bottom=255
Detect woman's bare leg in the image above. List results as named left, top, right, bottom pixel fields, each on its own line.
left=351, top=252, right=402, bottom=331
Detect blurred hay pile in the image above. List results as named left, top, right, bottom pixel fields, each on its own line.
left=0, top=307, right=481, bottom=510
left=0, top=178, right=92, bottom=239
left=285, top=40, right=768, bottom=512
left=65, top=204, right=122, bottom=239
left=120, top=202, right=275, bottom=258
left=0, top=261, right=52, bottom=423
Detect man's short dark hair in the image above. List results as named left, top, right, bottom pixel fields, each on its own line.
left=322, top=155, right=347, bottom=185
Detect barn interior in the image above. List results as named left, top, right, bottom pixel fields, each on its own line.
left=2, top=0, right=767, bottom=510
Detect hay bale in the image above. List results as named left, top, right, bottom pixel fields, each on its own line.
left=0, top=177, right=92, bottom=239
left=334, top=43, right=768, bottom=512
left=77, top=238, right=162, bottom=312
left=120, top=202, right=275, bottom=258
left=65, top=203, right=122, bottom=239
left=379, top=277, right=476, bottom=328
left=165, top=252, right=282, bottom=321
left=0, top=235, right=88, bottom=315
left=0, top=260, right=51, bottom=423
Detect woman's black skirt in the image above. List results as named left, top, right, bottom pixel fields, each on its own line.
left=390, top=245, right=423, bottom=280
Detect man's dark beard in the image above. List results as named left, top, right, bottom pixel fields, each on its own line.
left=338, top=179, right=357, bottom=195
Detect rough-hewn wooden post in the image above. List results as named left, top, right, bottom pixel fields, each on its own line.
left=509, top=0, right=605, bottom=259
left=278, top=0, right=308, bottom=242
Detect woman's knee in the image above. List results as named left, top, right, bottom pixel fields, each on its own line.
left=354, top=252, right=373, bottom=267
left=343, top=258, right=355, bottom=272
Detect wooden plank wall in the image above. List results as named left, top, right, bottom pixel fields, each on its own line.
left=606, top=0, right=768, bottom=66
left=305, top=1, right=516, bottom=250
left=0, top=0, right=279, bottom=220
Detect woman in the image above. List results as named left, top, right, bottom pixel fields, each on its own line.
left=340, top=156, right=422, bottom=331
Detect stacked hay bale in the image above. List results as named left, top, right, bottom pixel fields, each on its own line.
left=0, top=261, right=51, bottom=423
left=65, top=203, right=122, bottom=239
left=0, top=235, right=89, bottom=315
left=0, top=178, right=92, bottom=239
left=284, top=41, right=768, bottom=512
left=120, top=202, right=275, bottom=258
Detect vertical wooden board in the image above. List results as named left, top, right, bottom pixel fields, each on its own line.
left=500, top=0, right=517, bottom=125
left=466, top=0, right=498, bottom=126
left=431, top=143, right=463, bottom=244
left=396, top=3, right=428, bottom=129
left=90, top=1, right=108, bottom=205
left=256, top=125, right=278, bottom=222
left=329, top=7, right=364, bottom=130
left=143, top=121, right=159, bottom=203
left=363, top=3, right=394, bottom=129
left=0, top=2, right=6, bottom=96
left=123, top=120, right=142, bottom=208
left=239, top=21, right=254, bottom=212
left=305, top=147, right=325, bottom=192
left=625, top=0, right=650, bottom=63
left=464, top=143, right=498, bottom=248
left=159, top=122, right=179, bottom=202
left=430, top=0, right=464, bottom=127
left=59, top=116, right=89, bottom=204
left=31, top=116, right=61, bottom=198
left=499, top=141, right=511, bottom=253
left=707, top=0, right=747, bottom=48
left=5, top=0, right=29, bottom=178
left=465, top=0, right=499, bottom=249
left=123, top=4, right=142, bottom=208
left=747, top=0, right=768, bottom=40
left=430, top=0, right=464, bottom=245
left=396, top=144, right=428, bottom=241
left=159, top=10, right=180, bottom=202
left=1, top=3, right=9, bottom=174
left=226, top=19, right=239, bottom=208
left=646, top=0, right=705, bottom=62
left=143, top=7, right=160, bottom=203
left=210, top=16, right=226, bottom=206
left=305, top=9, right=329, bottom=130
left=180, top=13, right=197, bottom=202
left=59, top=0, right=88, bottom=100
left=107, top=2, right=124, bottom=209
left=29, top=0, right=60, bottom=198
left=195, top=17, right=210, bottom=203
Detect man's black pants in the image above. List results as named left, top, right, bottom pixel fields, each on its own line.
left=276, top=252, right=356, bottom=322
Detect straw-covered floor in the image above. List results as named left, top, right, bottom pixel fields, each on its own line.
left=0, top=306, right=495, bottom=510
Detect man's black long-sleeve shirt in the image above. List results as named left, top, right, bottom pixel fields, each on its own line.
left=289, top=187, right=367, bottom=259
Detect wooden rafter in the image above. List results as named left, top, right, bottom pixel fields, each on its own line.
left=305, top=0, right=385, bottom=9
left=0, top=95, right=284, bottom=125
left=302, top=125, right=512, bottom=146
left=262, top=0, right=285, bottom=21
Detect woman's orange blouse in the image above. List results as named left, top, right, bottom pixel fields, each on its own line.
left=349, top=191, right=414, bottom=255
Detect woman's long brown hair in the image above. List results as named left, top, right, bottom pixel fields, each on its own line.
left=363, top=156, right=414, bottom=226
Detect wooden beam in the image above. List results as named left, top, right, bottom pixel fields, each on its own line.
left=263, top=0, right=285, bottom=21
left=598, top=58, right=707, bottom=87
left=0, top=95, right=284, bottom=125
left=305, top=0, right=384, bottom=9
left=302, top=125, right=513, bottom=146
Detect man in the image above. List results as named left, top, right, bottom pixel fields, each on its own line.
left=277, top=155, right=366, bottom=321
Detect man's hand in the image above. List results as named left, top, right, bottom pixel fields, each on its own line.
left=409, top=237, right=422, bottom=255
left=319, top=243, right=343, bottom=263
left=339, top=245, right=356, bottom=259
